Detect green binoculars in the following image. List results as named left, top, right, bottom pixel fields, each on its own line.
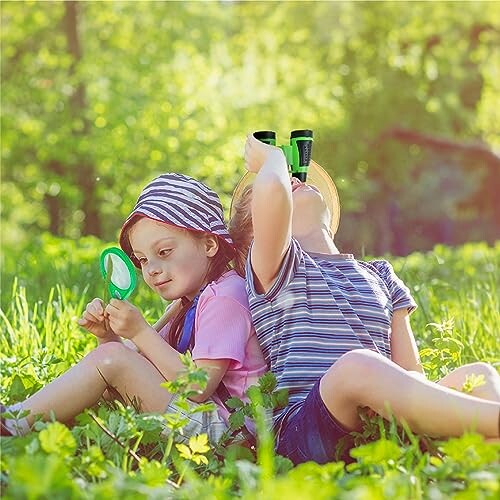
left=254, top=129, right=313, bottom=182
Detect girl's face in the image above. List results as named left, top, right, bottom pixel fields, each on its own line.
left=290, top=178, right=332, bottom=238
left=128, top=218, right=218, bottom=301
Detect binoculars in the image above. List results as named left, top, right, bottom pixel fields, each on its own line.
left=254, top=130, right=313, bottom=182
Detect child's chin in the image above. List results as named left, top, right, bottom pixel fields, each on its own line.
left=160, top=292, right=177, bottom=301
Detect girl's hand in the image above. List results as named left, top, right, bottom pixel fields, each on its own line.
left=104, top=299, right=151, bottom=340
left=78, top=298, right=114, bottom=340
left=244, top=133, right=284, bottom=174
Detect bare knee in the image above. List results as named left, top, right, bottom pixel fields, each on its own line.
left=463, top=362, right=500, bottom=400
left=86, top=342, right=130, bottom=380
left=464, top=362, right=499, bottom=380
left=322, top=349, right=385, bottom=402
left=438, top=361, right=500, bottom=402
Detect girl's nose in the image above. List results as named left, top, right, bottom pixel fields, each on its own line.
left=146, top=262, right=161, bottom=276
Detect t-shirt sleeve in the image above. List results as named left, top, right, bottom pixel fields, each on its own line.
left=191, top=296, right=253, bottom=368
left=245, top=238, right=303, bottom=301
left=371, top=260, right=418, bottom=314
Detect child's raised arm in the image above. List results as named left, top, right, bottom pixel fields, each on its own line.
left=245, top=134, right=292, bottom=293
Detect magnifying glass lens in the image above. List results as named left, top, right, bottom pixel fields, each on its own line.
left=105, top=253, right=131, bottom=289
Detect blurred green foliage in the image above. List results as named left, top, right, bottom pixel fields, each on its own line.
left=1, top=1, right=499, bottom=256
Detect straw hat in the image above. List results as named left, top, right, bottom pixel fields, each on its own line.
left=231, top=160, right=340, bottom=235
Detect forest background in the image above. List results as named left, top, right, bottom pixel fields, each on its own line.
left=1, top=0, right=499, bottom=257
left=1, top=2, right=500, bottom=497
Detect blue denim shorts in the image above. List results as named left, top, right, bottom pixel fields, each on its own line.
left=275, top=380, right=354, bottom=465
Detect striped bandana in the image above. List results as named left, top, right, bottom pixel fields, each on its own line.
left=120, top=173, right=234, bottom=267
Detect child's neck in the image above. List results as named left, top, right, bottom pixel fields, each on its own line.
left=296, top=228, right=340, bottom=255
left=183, top=282, right=209, bottom=302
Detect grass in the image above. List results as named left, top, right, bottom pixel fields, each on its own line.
left=0, top=234, right=499, bottom=498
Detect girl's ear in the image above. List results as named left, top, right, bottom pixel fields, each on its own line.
left=204, top=235, right=219, bottom=257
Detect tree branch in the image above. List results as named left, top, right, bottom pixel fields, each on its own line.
left=373, top=127, right=500, bottom=168
left=88, top=411, right=179, bottom=489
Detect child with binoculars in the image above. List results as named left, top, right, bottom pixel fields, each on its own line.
left=229, top=132, right=500, bottom=464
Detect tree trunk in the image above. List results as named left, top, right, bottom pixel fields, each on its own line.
left=64, top=1, right=102, bottom=237
left=373, top=126, right=500, bottom=238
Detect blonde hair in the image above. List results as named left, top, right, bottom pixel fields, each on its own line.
left=228, top=184, right=254, bottom=278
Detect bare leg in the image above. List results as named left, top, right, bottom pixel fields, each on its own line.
left=437, top=362, right=500, bottom=402
left=18, top=342, right=173, bottom=425
left=320, top=349, right=500, bottom=438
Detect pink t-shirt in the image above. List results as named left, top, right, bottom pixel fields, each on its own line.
left=158, top=270, right=268, bottom=422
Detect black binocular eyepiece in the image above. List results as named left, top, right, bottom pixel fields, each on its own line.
left=253, top=129, right=313, bottom=181
left=254, top=131, right=277, bottom=144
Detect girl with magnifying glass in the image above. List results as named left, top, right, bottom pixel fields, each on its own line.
left=1, top=173, right=267, bottom=443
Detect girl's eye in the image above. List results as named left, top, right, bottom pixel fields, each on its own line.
left=137, top=257, right=147, bottom=265
left=159, top=249, right=172, bottom=257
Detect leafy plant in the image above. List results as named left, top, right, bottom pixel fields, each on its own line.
left=1, top=242, right=499, bottom=498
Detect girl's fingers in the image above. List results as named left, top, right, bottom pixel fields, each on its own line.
left=89, top=298, right=104, bottom=315
left=82, top=299, right=105, bottom=324
left=83, top=308, right=103, bottom=323
left=81, top=311, right=95, bottom=322
left=104, top=316, right=112, bottom=333
left=78, top=316, right=96, bottom=328
left=105, top=298, right=125, bottom=313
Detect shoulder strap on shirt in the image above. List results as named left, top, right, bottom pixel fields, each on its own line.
left=177, top=287, right=206, bottom=353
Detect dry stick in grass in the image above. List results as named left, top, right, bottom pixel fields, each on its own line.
left=87, top=411, right=143, bottom=464
left=90, top=372, right=180, bottom=490
left=87, top=412, right=178, bottom=489
left=104, top=254, right=114, bottom=300
left=104, top=256, right=114, bottom=332
left=97, top=367, right=142, bottom=412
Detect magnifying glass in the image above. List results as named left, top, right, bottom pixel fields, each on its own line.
left=99, top=247, right=137, bottom=300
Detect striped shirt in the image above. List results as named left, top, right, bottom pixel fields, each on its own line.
left=245, top=238, right=417, bottom=423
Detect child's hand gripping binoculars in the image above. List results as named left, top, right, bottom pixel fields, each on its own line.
left=254, top=129, right=313, bottom=182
